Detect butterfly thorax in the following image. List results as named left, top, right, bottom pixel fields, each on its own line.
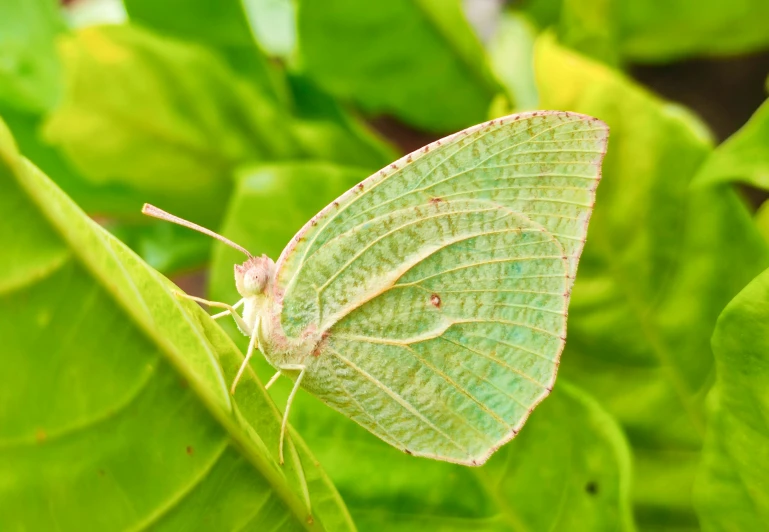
left=235, top=254, right=318, bottom=369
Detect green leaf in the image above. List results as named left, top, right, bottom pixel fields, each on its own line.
left=0, top=6, right=144, bottom=219
left=486, top=11, right=539, bottom=111
left=557, top=0, right=619, bottom=66
left=0, top=119, right=353, bottom=531
left=124, top=0, right=255, bottom=47
left=693, top=97, right=769, bottom=189
left=754, top=200, right=769, bottom=246
left=617, top=0, right=769, bottom=62
left=43, top=24, right=308, bottom=227
left=286, top=75, right=399, bottom=170
left=0, top=0, right=64, bottom=113
left=694, top=267, right=769, bottom=530
left=296, top=0, right=501, bottom=132
left=123, top=0, right=288, bottom=101
left=243, top=0, right=297, bottom=60
left=519, top=0, right=769, bottom=63
left=0, top=104, right=145, bottom=217
left=535, top=33, right=769, bottom=530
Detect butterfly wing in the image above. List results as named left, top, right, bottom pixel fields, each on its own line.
left=274, top=112, right=608, bottom=464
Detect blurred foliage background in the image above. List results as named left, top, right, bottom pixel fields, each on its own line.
left=2, top=0, right=769, bottom=530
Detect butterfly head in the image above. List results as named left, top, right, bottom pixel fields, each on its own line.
left=235, top=254, right=276, bottom=298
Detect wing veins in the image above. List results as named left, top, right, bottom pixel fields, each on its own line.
left=475, top=161, right=600, bottom=171
left=453, top=318, right=563, bottom=339
left=296, top=111, right=519, bottom=261
left=456, top=360, right=531, bottom=410
left=326, top=366, right=407, bottom=449
left=316, top=205, right=503, bottom=294
left=400, top=344, right=511, bottom=432
left=462, top=333, right=558, bottom=363
left=440, top=337, right=551, bottom=390
left=326, top=346, right=470, bottom=455
left=437, top=288, right=564, bottom=296
left=342, top=118, right=592, bottom=228
left=490, top=302, right=566, bottom=316
left=400, top=255, right=567, bottom=286
left=406, top=117, right=583, bottom=194
left=321, top=225, right=549, bottom=331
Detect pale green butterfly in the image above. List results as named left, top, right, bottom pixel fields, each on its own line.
left=144, top=111, right=608, bottom=466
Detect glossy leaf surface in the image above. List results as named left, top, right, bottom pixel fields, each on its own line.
left=694, top=267, right=769, bottom=530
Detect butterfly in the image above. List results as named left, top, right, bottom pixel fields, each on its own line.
left=144, top=111, right=608, bottom=466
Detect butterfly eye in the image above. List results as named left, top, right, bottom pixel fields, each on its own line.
left=244, top=268, right=268, bottom=295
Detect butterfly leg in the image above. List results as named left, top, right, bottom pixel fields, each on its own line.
left=211, top=298, right=244, bottom=320
left=172, top=291, right=250, bottom=334
left=277, top=364, right=306, bottom=465
left=264, top=371, right=281, bottom=390
left=231, top=317, right=260, bottom=395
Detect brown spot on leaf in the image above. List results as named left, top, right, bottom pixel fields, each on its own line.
left=35, top=429, right=46, bottom=443
left=430, top=294, right=441, bottom=307
left=186, top=446, right=194, bottom=455
left=585, top=481, right=599, bottom=495
left=404, top=449, right=413, bottom=455
left=429, top=197, right=443, bottom=204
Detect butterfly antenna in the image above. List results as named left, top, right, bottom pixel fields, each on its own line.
left=142, top=204, right=253, bottom=258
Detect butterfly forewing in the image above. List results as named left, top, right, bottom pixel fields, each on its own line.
left=273, top=112, right=608, bottom=464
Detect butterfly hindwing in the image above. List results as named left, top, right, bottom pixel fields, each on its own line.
left=273, top=112, right=608, bottom=464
